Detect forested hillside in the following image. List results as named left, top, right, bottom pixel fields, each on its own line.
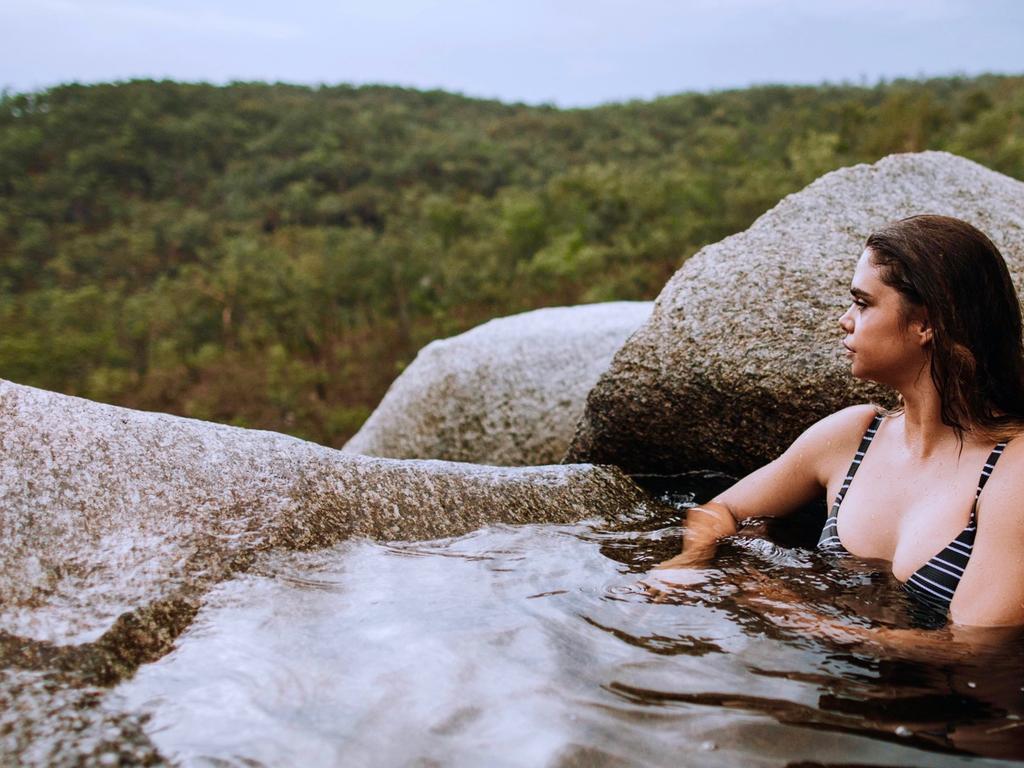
left=1, top=76, right=1022, bottom=446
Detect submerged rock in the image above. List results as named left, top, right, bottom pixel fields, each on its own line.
left=0, top=379, right=651, bottom=647
left=565, top=152, right=1024, bottom=475
left=0, top=669, right=166, bottom=766
left=343, top=302, right=652, bottom=465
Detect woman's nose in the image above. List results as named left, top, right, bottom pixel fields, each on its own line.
left=838, top=306, right=853, bottom=332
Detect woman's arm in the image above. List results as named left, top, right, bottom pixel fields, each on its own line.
left=742, top=574, right=1021, bottom=660
left=654, top=405, right=878, bottom=570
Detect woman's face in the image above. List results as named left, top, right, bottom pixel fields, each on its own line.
left=838, top=249, right=930, bottom=387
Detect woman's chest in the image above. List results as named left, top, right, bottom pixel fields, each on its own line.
left=828, top=456, right=984, bottom=581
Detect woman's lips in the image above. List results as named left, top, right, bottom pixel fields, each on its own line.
left=842, top=342, right=855, bottom=356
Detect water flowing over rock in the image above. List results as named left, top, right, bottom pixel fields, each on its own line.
left=565, top=152, right=1024, bottom=475
left=343, top=302, right=652, bottom=465
left=0, top=380, right=659, bottom=764
left=0, top=379, right=651, bottom=647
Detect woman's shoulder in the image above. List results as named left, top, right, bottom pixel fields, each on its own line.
left=782, top=404, right=881, bottom=482
left=798, top=403, right=881, bottom=448
left=983, top=434, right=1024, bottom=510
left=967, top=433, right=1024, bottom=542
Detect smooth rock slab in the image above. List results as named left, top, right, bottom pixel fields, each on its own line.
left=0, top=379, right=652, bottom=646
left=565, top=152, right=1024, bottom=475
left=343, top=302, right=652, bottom=466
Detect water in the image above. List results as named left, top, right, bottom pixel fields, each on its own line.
left=114, top=474, right=1024, bottom=766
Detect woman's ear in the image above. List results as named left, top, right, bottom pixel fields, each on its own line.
left=915, top=314, right=933, bottom=346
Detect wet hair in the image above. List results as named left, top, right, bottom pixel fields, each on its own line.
left=865, top=214, right=1024, bottom=442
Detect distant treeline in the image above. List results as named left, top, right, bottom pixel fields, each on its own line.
left=1, top=76, right=1022, bottom=445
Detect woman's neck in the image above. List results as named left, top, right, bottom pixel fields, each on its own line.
left=895, top=368, right=957, bottom=459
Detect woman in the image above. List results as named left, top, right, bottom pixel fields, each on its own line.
left=654, top=215, right=1024, bottom=628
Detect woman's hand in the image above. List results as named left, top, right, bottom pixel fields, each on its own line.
left=655, top=502, right=738, bottom=570
left=640, top=503, right=737, bottom=599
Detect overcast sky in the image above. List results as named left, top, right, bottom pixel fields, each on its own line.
left=2, top=0, right=1023, bottom=106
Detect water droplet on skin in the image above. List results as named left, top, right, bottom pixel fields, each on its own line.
left=895, top=725, right=913, bottom=737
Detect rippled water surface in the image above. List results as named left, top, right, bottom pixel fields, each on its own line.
left=115, top=475, right=1024, bottom=766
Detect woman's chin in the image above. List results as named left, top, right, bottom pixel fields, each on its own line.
left=849, top=365, right=886, bottom=386
left=848, top=362, right=871, bottom=382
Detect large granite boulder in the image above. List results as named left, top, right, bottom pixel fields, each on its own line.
left=0, top=379, right=651, bottom=647
left=343, top=302, right=652, bottom=465
left=565, top=152, right=1024, bottom=475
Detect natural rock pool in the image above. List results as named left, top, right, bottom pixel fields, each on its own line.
left=105, top=474, right=1024, bottom=766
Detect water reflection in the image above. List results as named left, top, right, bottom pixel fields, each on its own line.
left=114, top=473, right=1024, bottom=766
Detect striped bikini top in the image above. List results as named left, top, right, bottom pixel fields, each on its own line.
left=817, top=413, right=1007, bottom=613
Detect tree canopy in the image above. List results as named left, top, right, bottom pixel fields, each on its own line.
left=1, top=76, right=1022, bottom=445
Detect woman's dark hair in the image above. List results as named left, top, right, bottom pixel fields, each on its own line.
left=865, top=214, right=1024, bottom=441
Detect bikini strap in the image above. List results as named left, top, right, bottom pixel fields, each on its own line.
left=832, top=413, right=884, bottom=512
left=975, top=442, right=1007, bottom=501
